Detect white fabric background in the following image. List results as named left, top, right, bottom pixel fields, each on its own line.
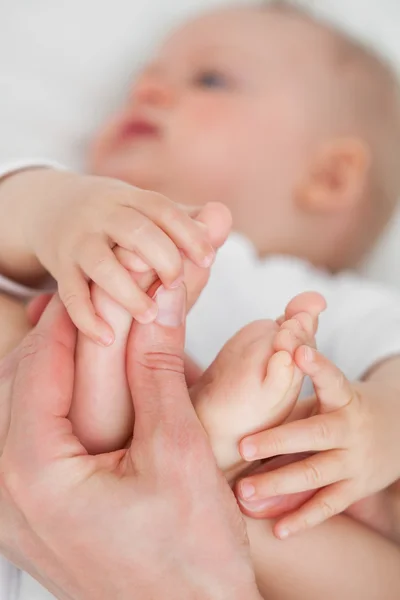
left=1, top=0, right=399, bottom=289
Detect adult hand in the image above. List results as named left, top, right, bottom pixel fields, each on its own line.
left=0, top=291, right=261, bottom=600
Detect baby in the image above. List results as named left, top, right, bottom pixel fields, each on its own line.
left=1, top=2, right=400, bottom=598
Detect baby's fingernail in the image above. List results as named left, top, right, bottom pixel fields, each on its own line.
left=99, top=332, right=115, bottom=347
left=155, top=285, right=186, bottom=327
left=239, top=481, right=256, bottom=500
left=241, top=442, right=258, bottom=460
left=200, top=250, right=215, bottom=268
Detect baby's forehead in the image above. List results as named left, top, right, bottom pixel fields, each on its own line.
left=157, top=6, right=329, bottom=70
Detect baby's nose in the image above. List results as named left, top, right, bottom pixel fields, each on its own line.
left=133, top=73, right=176, bottom=107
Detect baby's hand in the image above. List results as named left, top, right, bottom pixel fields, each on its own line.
left=26, top=172, right=225, bottom=344
left=237, top=347, right=400, bottom=539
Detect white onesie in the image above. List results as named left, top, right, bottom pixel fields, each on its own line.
left=3, top=232, right=400, bottom=598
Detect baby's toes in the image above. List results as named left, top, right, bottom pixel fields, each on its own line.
left=273, top=313, right=315, bottom=356
left=261, top=350, right=299, bottom=428
left=191, top=320, right=279, bottom=476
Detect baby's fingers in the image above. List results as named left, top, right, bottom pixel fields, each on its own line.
left=240, top=411, right=346, bottom=461
left=78, top=238, right=158, bottom=324
left=295, top=346, right=355, bottom=413
left=114, top=247, right=151, bottom=273
left=238, top=449, right=347, bottom=503
left=132, top=194, right=216, bottom=268
left=58, top=268, right=114, bottom=346
left=273, top=480, right=353, bottom=539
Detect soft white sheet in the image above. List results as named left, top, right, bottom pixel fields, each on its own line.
left=1, top=0, right=399, bottom=289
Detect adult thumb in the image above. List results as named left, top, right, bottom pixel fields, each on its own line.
left=126, top=284, right=200, bottom=461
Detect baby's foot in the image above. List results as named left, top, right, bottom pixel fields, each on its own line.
left=191, top=292, right=325, bottom=483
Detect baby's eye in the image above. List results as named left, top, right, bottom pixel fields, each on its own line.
left=193, top=70, right=230, bottom=90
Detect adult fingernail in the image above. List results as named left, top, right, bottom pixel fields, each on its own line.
left=155, top=284, right=186, bottom=327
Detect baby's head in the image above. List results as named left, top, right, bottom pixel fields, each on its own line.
left=90, top=2, right=400, bottom=271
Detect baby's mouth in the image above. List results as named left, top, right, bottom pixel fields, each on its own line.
left=120, top=119, right=161, bottom=141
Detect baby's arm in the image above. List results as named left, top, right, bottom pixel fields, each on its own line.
left=0, top=167, right=227, bottom=344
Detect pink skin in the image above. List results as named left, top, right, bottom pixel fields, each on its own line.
left=28, top=285, right=327, bottom=503
left=191, top=308, right=322, bottom=484
left=70, top=203, right=232, bottom=454
left=237, top=345, right=398, bottom=541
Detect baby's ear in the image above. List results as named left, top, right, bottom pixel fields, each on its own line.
left=296, top=138, right=371, bottom=214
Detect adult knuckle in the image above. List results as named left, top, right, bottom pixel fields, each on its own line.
left=139, top=347, right=185, bottom=376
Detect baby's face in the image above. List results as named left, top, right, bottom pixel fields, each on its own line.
left=90, top=7, right=322, bottom=248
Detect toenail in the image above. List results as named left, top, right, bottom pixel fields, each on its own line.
left=240, top=481, right=256, bottom=500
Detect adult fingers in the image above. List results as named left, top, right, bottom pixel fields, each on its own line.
left=126, top=285, right=207, bottom=471
left=26, top=293, right=53, bottom=326
left=6, top=296, right=83, bottom=472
